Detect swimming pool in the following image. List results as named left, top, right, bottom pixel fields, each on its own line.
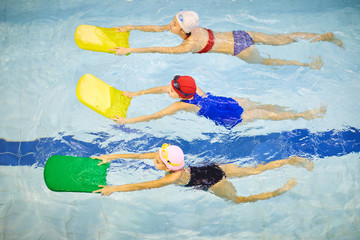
left=1, top=0, right=359, bottom=239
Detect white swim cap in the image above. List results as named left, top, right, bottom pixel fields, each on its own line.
left=175, top=11, right=199, bottom=33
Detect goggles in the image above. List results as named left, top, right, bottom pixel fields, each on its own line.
left=172, top=75, right=193, bottom=98
left=178, top=13, right=184, bottom=23
left=161, top=143, right=182, bottom=167
left=177, top=9, right=184, bottom=23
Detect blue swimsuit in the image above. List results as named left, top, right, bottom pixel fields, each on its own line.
left=233, top=30, right=254, bottom=55
left=181, top=93, right=244, bottom=129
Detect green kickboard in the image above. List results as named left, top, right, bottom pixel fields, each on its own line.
left=44, top=155, right=109, bottom=193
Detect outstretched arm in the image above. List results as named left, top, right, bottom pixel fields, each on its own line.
left=113, top=102, right=197, bottom=124
left=123, top=86, right=169, bottom=98
left=110, top=40, right=194, bottom=55
left=93, top=171, right=181, bottom=196
left=113, top=24, right=169, bottom=32
left=92, top=152, right=157, bottom=165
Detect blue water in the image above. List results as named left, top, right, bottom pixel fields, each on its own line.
left=1, top=0, right=360, bottom=239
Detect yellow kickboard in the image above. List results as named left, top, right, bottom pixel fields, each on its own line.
left=75, top=25, right=130, bottom=53
left=76, top=74, right=131, bottom=119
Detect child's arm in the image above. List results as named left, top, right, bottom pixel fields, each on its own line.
left=92, top=152, right=157, bottom=165
left=123, top=86, right=169, bottom=98
left=110, top=40, right=194, bottom=55
left=113, top=24, right=169, bottom=32
left=113, top=102, right=197, bottom=124
left=93, top=171, right=182, bottom=196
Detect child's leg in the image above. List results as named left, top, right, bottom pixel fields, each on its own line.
left=241, top=105, right=326, bottom=122
left=235, top=178, right=297, bottom=203
left=256, top=156, right=314, bottom=172
left=247, top=31, right=298, bottom=45
left=262, top=57, right=323, bottom=70
left=290, top=32, right=343, bottom=47
left=208, top=178, right=238, bottom=203
left=234, top=97, right=289, bottom=112
left=247, top=31, right=342, bottom=47
left=237, top=46, right=323, bottom=70
left=209, top=178, right=297, bottom=204
left=219, top=156, right=313, bottom=179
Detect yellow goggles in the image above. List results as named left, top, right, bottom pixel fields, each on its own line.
left=161, top=143, right=182, bottom=167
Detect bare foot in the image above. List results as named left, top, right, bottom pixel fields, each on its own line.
left=311, top=32, right=343, bottom=47
left=288, top=156, right=314, bottom=171
left=302, top=105, right=327, bottom=120
left=309, top=56, right=324, bottom=70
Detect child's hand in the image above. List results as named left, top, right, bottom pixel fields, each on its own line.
left=112, top=115, right=130, bottom=125
left=112, top=25, right=132, bottom=32
left=91, top=155, right=112, bottom=165
left=93, top=185, right=116, bottom=196
left=110, top=47, right=131, bottom=55
left=122, top=91, right=137, bottom=98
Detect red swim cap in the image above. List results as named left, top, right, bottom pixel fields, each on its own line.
left=171, top=75, right=196, bottom=99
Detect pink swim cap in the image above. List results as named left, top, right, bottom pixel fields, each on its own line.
left=158, top=144, right=185, bottom=171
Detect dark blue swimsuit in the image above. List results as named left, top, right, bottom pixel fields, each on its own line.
left=181, top=93, right=244, bottom=129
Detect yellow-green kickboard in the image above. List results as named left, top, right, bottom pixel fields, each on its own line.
left=75, top=24, right=130, bottom=53
left=44, top=155, right=109, bottom=193
left=76, top=74, right=131, bottom=119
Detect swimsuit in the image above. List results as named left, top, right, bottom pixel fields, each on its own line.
left=195, top=29, right=253, bottom=55
left=181, top=93, right=244, bottom=129
left=184, top=165, right=225, bottom=191
left=197, top=28, right=215, bottom=54
left=233, top=30, right=254, bottom=55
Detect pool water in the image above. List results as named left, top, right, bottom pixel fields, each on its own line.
left=1, top=0, right=360, bottom=239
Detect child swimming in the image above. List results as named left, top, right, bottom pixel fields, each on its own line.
left=113, top=75, right=326, bottom=129
left=92, top=143, right=314, bottom=203
left=111, top=10, right=342, bottom=69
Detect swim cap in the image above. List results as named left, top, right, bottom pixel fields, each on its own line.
left=171, top=75, right=197, bottom=99
left=175, top=11, right=199, bottom=33
left=158, top=144, right=185, bottom=171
